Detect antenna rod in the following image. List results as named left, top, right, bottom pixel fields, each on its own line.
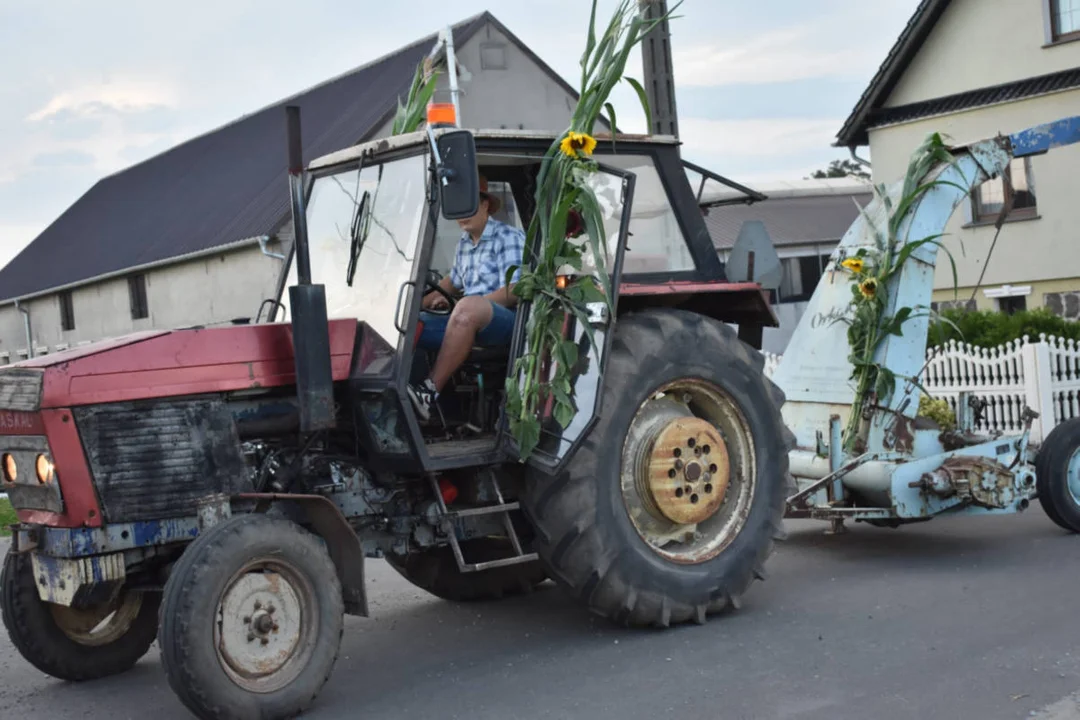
left=639, top=0, right=679, bottom=142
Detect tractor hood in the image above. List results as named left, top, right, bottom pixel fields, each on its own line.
left=0, top=321, right=358, bottom=411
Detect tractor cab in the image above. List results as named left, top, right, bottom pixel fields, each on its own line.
left=268, top=126, right=775, bottom=475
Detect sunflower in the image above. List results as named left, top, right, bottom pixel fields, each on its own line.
left=559, top=131, right=597, bottom=158
left=859, top=278, right=878, bottom=299
left=841, top=257, right=864, bottom=273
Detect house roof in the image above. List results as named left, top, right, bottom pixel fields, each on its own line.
left=835, top=0, right=952, bottom=148
left=707, top=181, right=872, bottom=250
left=0, top=10, right=595, bottom=304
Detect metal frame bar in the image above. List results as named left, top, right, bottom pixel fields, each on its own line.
left=425, top=474, right=538, bottom=572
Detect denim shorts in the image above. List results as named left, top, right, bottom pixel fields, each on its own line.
left=417, top=300, right=516, bottom=350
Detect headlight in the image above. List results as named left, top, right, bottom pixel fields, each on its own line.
left=36, top=454, right=54, bottom=484
left=2, top=454, right=15, bottom=483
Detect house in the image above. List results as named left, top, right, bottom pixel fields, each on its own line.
left=835, top=0, right=1080, bottom=316
left=0, top=12, right=611, bottom=363
left=707, top=178, right=873, bottom=353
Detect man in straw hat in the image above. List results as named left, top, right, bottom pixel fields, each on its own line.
left=408, top=175, right=525, bottom=423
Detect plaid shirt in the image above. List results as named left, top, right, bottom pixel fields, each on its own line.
left=450, top=218, right=525, bottom=297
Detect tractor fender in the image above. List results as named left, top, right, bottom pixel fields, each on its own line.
left=235, top=493, right=368, bottom=617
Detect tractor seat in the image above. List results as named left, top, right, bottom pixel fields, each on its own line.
left=466, top=345, right=510, bottom=365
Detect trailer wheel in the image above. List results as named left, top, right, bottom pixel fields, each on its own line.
left=523, top=308, right=794, bottom=628
left=385, top=538, right=547, bottom=602
left=0, top=548, right=160, bottom=681
left=158, top=514, right=344, bottom=720
left=1035, top=417, right=1080, bottom=532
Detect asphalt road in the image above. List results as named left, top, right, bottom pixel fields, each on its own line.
left=2, top=508, right=1080, bottom=720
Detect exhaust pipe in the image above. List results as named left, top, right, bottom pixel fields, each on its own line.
left=14, top=300, right=33, bottom=359
left=284, top=105, right=336, bottom=433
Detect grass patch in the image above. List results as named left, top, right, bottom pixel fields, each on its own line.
left=0, top=496, right=16, bottom=537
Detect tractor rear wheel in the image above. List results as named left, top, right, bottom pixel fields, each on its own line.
left=158, top=514, right=344, bottom=720
left=385, top=538, right=548, bottom=602
left=0, top=549, right=160, bottom=681
left=1035, top=416, right=1080, bottom=532
left=523, top=308, right=794, bottom=627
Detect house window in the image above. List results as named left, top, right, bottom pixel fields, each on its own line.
left=59, top=291, right=75, bottom=331
left=971, top=157, right=1036, bottom=223
left=129, top=274, right=149, bottom=319
left=776, top=254, right=830, bottom=304
left=479, top=42, right=508, bottom=70
left=998, top=295, right=1027, bottom=315
left=931, top=298, right=977, bottom=313
left=1051, top=0, right=1080, bottom=41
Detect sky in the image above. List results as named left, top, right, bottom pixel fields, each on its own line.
left=0, top=0, right=922, bottom=273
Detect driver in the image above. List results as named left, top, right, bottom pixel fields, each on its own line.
left=408, top=175, right=525, bottom=422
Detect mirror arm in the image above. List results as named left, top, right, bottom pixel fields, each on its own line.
left=426, top=125, right=449, bottom=187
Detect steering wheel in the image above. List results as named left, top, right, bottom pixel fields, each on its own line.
left=423, top=271, right=456, bottom=315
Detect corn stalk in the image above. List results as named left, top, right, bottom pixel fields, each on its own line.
left=834, top=132, right=969, bottom=454
left=392, top=57, right=440, bottom=136
left=504, top=0, right=682, bottom=459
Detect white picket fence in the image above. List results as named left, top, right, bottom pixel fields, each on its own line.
left=761, top=333, right=1080, bottom=444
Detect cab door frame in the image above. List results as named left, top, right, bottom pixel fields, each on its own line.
left=499, top=159, right=638, bottom=474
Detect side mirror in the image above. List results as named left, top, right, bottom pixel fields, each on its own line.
left=434, top=129, right=479, bottom=219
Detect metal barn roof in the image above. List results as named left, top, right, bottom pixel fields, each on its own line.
left=707, top=184, right=872, bottom=251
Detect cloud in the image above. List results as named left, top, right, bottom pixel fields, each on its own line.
left=31, top=150, right=96, bottom=168
left=678, top=117, right=845, bottom=157
left=0, top=224, right=48, bottom=275
left=26, top=80, right=178, bottom=123
left=672, top=26, right=879, bottom=87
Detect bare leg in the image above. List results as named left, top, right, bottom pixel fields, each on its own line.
left=430, top=296, right=493, bottom=392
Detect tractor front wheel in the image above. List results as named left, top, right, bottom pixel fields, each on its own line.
left=1035, top=416, right=1080, bottom=532
left=158, top=514, right=344, bottom=720
left=0, top=549, right=160, bottom=681
left=523, top=309, right=794, bottom=627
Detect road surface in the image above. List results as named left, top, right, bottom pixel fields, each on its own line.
left=2, top=509, right=1079, bottom=719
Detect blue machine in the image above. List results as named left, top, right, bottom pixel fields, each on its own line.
left=773, top=116, right=1080, bottom=532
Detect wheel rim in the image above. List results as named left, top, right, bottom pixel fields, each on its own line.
left=214, top=558, right=317, bottom=694
left=50, top=592, right=143, bottom=646
left=1067, top=448, right=1080, bottom=505
left=620, top=378, right=756, bottom=564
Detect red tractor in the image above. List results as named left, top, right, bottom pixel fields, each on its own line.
left=0, top=108, right=792, bottom=719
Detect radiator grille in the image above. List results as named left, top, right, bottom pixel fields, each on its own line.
left=0, top=368, right=43, bottom=411
left=74, top=397, right=251, bottom=522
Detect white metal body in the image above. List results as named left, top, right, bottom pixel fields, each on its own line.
left=771, top=117, right=1080, bottom=522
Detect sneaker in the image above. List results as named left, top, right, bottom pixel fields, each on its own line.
left=407, top=378, right=439, bottom=423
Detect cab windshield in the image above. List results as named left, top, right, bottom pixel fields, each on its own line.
left=277, top=153, right=428, bottom=346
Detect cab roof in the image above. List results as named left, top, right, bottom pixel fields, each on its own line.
left=308, top=127, right=681, bottom=171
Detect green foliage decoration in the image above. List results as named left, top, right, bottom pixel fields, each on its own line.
left=392, top=57, right=440, bottom=135
left=917, top=394, right=956, bottom=432
left=503, top=0, right=681, bottom=459
left=833, top=132, right=970, bottom=454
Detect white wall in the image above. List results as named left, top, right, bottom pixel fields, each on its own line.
left=887, top=0, right=1080, bottom=107
left=868, top=89, right=1080, bottom=292
left=0, top=241, right=287, bottom=362
left=450, top=22, right=579, bottom=132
